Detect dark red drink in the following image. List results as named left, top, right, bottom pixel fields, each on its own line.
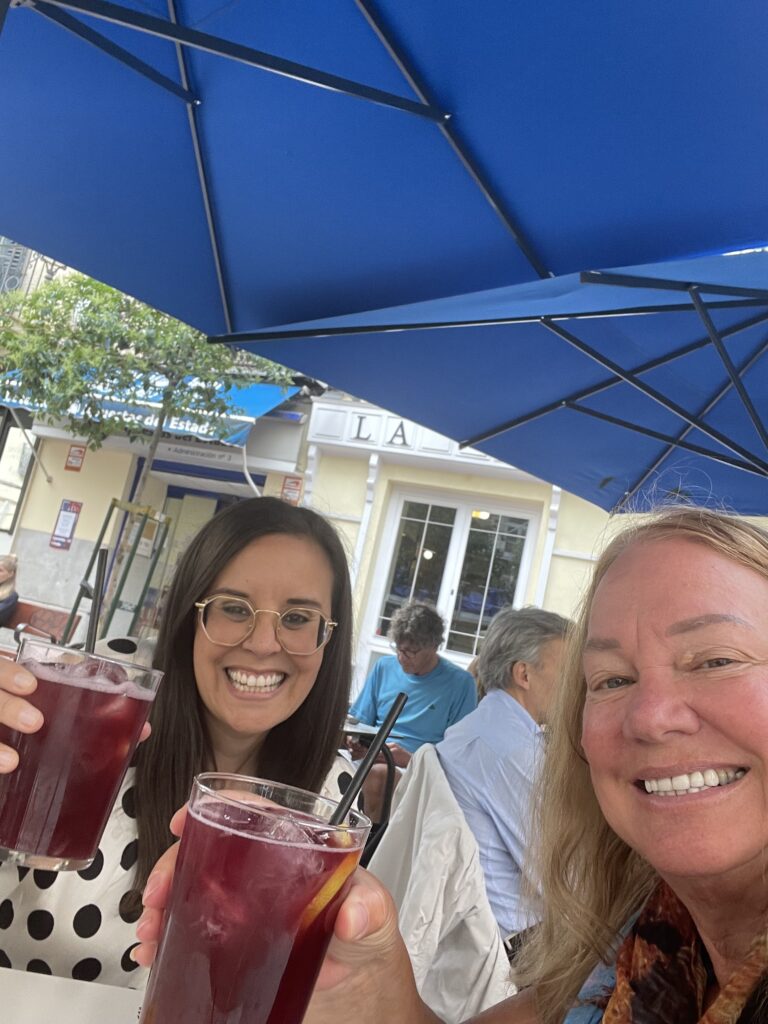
left=0, top=639, right=161, bottom=870
left=139, top=775, right=370, bottom=1024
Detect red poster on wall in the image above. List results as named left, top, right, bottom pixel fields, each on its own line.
left=65, top=444, right=87, bottom=471
left=50, top=500, right=83, bottom=550
left=280, top=476, right=303, bottom=505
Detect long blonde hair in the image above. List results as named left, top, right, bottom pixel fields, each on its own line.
left=514, top=506, right=768, bottom=1024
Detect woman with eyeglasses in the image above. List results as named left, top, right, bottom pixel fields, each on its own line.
left=0, top=497, right=353, bottom=989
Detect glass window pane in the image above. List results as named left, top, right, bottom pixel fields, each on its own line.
left=379, top=519, right=424, bottom=632
left=402, top=501, right=429, bottom=520
left=446, top=514, right=529, bottom=655
left=446, top=629, right=476, bottom=655
left=430, top=505, right=456, bottom=525
left=378, top=502, right=456, bottom=635
left=411, top=522, right=452, bottom=605
left=0, top=427, right=33, bottom=532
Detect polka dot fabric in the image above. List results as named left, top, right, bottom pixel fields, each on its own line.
left=0, top=769, right=147, bottom=988
left=0, top=756, right=353, bottom=988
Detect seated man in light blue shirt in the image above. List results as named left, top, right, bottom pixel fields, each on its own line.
left=349, top=601, right=476, bottom=822
left=436, top=605, right=570, bottom=944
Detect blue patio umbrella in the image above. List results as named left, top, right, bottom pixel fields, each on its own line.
left=1, top=1, right=767, bottom=337
left=220, top=250, right=768, bottom=515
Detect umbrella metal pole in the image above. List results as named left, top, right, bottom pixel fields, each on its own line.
left=621, top=335, right=768, bottom=507
left=38, top=0, right=447, bottom=121
left=31, top=1, right=196, bottom=103
left=461, top=309, right=768, bottom=447
left=541, top=318, right=768, bottom=475
left=688, top=286, right=768, bottom=451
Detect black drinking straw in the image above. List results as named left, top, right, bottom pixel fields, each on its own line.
left=329, top=691, right=408, bottom=826
left=84, top=547, right=109, bottom=654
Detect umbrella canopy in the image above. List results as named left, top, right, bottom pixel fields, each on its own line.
left=225, top=250, right=768, bottom=514
left=1, top=1, right=767, bottom=337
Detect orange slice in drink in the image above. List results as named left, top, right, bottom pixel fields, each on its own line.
left=299, top=849, right=359, bottom=932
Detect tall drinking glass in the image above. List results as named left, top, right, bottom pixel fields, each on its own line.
left=139, top=773, right=371, bottom=1024
left=0, top=637, right=162, bottom=870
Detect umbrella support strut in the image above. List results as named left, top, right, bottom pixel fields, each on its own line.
left=621, top=335, right=768, bottom=506
left=28, top=0, right=448, bottom=122
left=30, top=0, right=197, bottom=104
left=688, top=286, right=768, bottom=452
left=566, top=403, right=767, bottom=478
left=540, top=317, right=768, bottom=476
left=166, top=0, right=233, bottom=335
left=353, top=0, right=552, bottom=281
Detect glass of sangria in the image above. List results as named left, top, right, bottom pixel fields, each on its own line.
left=139, top=773, right=371, bottom=1024
left=0, top=636, right=162, bottom=870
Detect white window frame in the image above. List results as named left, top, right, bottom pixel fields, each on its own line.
left=354, top=485, right=540, bottom=692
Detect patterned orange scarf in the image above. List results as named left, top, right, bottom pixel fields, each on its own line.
left=602, top=882, right=768, bottom=1024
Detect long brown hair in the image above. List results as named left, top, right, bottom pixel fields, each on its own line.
left=128, top=497, right=353, bottom=912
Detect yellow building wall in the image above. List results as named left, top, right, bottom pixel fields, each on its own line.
left=308, top=455, right=369, bottom=569
left=19, top=438, right=134, bottom=542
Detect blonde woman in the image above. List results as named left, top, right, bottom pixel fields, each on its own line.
left=137, top=506, right=768, bottom=1023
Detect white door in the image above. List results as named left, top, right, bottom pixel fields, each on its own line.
left=356, top=489, right=538, bottom=688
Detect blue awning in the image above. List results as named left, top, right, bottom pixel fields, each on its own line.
left=1, top=378, right=297, bottom=447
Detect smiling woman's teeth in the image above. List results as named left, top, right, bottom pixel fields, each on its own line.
left=227, top=669, right=284, bottom=693
left=643, top=768, right=746, bottom=795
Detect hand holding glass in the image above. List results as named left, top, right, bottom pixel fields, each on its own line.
left=139, top=774, right=370, bottom=1024
left=0, top=637, right=162, bottom=870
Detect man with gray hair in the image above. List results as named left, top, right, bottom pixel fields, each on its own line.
left=349, top=601, right=476, bottom=822
left=437, top=605, right=570, bottom=946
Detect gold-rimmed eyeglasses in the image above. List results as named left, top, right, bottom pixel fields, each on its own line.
left=195, top=595, right=337, bottom=656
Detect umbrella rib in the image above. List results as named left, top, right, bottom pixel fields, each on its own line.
left=564, top=404, right=767, bottom=478
left=540, top=318, right=768, bottom=474
left=29, top=1, right=198, bottom=104
left=209, top=299, right=768, bottom=345
left=352, top=0, right=551, bottom=280
left=0, top=0, right=11, bottom=36
left=582, top=269, right=768, bottom=302
left=165, top=0, right=232, bottom=335
left=38, top=0, right=448, bottom=122
left=688, top=286, right=768, bottom=452
left=460, top=309, right=768, bottom=445
left=621, top=333, right=768, bottom=505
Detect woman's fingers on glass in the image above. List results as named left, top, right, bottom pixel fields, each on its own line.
left=0, top=691, right=43, bottom=734
left=138, top=721, right=152, bottom=744
left=0, top=666, right=37, bottom=770
left=135, top=827, right=185, bottom=964
left=142, top=843, right=179, bottom=911
left=169, top=803, right=188, bottom=838
left=0, top=743, right=19, bottom=773
left=0, top=660, right=36, bottom=694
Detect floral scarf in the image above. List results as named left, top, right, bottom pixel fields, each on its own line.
left=600, top=881, right=768, bottom=1024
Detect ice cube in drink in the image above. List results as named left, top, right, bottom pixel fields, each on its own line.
left=0, top=640, right=161, bottom=870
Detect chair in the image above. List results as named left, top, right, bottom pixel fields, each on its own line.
left=367, top=744, right=515, bottom=1023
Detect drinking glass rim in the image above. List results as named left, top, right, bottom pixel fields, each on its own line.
left=194, top=771, right=371, bottom=834
left=17, top=637, right=164, bottom=688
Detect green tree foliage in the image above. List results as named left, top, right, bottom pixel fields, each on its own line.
left=0, top=272, right=291, bottom=444
left=0, top=273, right=294, bottom=501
